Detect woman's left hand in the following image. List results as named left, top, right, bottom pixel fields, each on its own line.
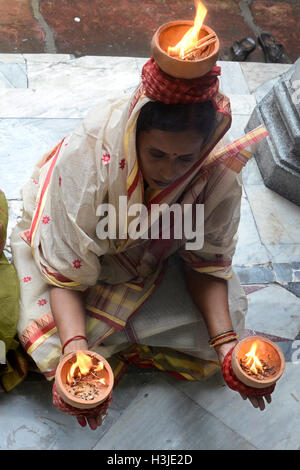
left=215, top=339, right=272, bottom=411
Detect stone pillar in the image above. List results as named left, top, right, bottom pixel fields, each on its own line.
left=245, top=58, right=300, bottom=206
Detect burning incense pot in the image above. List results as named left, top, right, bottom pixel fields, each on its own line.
left=231, top=336, right=285, bottom=389
left=151, top=1, right=219, bottom=79
left=55, top=350, right=114, bottom=409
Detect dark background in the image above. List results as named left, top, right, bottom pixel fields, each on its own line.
left=0, top=0, right=299, bottom=62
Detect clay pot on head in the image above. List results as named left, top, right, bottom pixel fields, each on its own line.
left=231, top=336, right=285, bottom=389
left=55, top=350, right=114, bottom=409
left=151, top=21, right=219, bottom=79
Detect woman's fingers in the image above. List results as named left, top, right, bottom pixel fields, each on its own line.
left=239, top=393, right=273, bottom=410
left=245, top=395, right=273, bottom=410
left=87, top=417, right=98, bottom=430
left=77, top=413, right=106, bottom=430
left=96, top=414, right=103, bottom=427
left=77, top=416, right=87, bottom=427
left=265, top=394, right=272, bottom=404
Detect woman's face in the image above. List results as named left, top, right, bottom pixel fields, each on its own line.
left=137, top=128, right=205, bottom=190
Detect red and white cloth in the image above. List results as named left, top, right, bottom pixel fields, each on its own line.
left=141, top=57, right=220, bottom=104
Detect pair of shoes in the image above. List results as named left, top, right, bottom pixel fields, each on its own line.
left=231, top=33, right=284, bottom=62
left=258, top=33, right=284, bottom=63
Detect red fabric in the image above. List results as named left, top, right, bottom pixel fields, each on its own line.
left=52, top=381, right=112, bottom=418
left=141, top=56, right=220, bottom=104
left=222, top=347, right=276, bottom=397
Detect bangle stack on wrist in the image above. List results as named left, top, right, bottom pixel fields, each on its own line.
left=209, top=329, right=238, bottom=348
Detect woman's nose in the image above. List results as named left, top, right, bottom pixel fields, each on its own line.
left=162, top=161, right=177, bottom=182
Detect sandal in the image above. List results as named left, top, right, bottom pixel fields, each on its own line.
left=258, top=33, right=284, bottom=63
left=231, top=37, right=256, bottom=61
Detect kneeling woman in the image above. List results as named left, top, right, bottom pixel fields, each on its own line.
left=11, top=60, right=270, bottom=430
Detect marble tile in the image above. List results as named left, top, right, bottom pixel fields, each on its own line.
left=0, top=379, right=109, bottom=449
left=23, top=54, right=73, bottom=63
left=233, top=194, right=270, bottom=265
left=0, top=63, right=27, bottom=88
left=273, top=263, right=294, bottom=283
left=94, top=374, right=256, bottom=450
left=0, top=54, right=25, bottom=64
left=240, top=63, right=292, bottom=93
left=135, top=57, right=149, bottom=76
left=234, top=265, right=274, bottom=284
left=263, top=245, right=300, bottom=264
left=245, top=284, right=300, bottom=339
left=0, top=118, right=80, bottom=199
left=217, top=61, right=250, bottom=95
left=227, top=114, right=252, bottom=141
left=27, top=56, right=140, bottom=91
left=0, top=87, right=130, bottom=119
left=245, top=185, right=300, bottom=248
left=285, top=283, right=300, bottom=299
left=0, top=371, right=152, bottom=450
left=241, top=156, right=265, bottom=186
left=174, top=362, right=300, bottom=450
left=226, top=94, right=256, bottom=115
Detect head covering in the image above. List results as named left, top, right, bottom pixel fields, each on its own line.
left=141, top=56, right=221, bottom=104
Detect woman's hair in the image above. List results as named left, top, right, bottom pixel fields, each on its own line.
left=136, top=100, right=217, bottom=141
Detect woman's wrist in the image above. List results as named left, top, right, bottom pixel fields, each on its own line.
left=62, top=338, right=88, bottom=355
left=214, top=339, right=238, bottom=364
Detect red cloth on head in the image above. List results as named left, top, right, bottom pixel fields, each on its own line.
left=222, top=346, right=276, bottom=397
left=141, top=56, right=221, bottom=104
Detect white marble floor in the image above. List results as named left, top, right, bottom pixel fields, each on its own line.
left=1, top=54, right=300, bottom=450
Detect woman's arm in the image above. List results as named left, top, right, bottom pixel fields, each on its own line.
left=183, top=266, right=237, bottom=363
left=50, top=287, right=88, bottom=354
left=184, top=266, right=272, bottom=410
left=50, top=287, right=107, bottom=430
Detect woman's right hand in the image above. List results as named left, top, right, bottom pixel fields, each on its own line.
left=55, top=341, right=110, bottom=430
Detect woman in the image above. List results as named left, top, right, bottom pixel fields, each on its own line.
left=11, top=59, right=270, bottom=430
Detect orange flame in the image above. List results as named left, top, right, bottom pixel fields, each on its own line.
left=244, top=342, right=264, bottom=375
left=67, top=351, right=106, bottom=386
left=167, top=1, right=208, bottom=58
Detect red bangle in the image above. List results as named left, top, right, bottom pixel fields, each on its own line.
left=210, top=332, right=237, bottom=346
left=62, top=335, right=88, bottom=355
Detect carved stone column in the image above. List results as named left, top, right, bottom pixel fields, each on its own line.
left=245, top=58, right=300, bottom=206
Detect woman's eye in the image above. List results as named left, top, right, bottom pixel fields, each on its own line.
left=150, top=153, right=164, bottom=159
left=180, top=157, right=193, bottom=163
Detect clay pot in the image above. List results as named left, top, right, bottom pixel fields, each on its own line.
left=55, top=350, right=114, bottom=409
left=151, top=21, right=219, bottom=79
left=231, top=336, right=285, bottom=389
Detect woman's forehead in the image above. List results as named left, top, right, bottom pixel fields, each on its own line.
left=139, top=128, right=204, bottom=154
